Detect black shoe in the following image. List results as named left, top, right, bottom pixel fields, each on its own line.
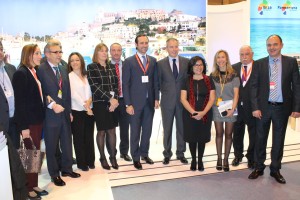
left=270, top=171, right=286, bottom=184
left=141, top=156, right=154, bottom=164
left=231, top=157, right=243, bottom=166
left=72, top=157, right=77, bottom=165
left=51, top=176, right=66, bottom=186
left=190, top=160, right=196, bottom=171
left=33, top=188, right=49, bottom=196
left=162, top=157, right=170, bottom=165
left=61, top=171, right=81, bottom=178
left=110, top=157, right=119, bottom=170
left=78, top=166, right=89, bottom=171
left=216, top=158, right=222, bottom=171
left=100, top=158, right=111, bottom=170
left=223, top=159, right=230, bottom=172
left=120, top=154, right=132, bottom=162
left=133, top=161, right=143, bottom=170
left=177, top=156, right=188, bottom=164
left=28, top=193, right=41, bottom=200
left=198, top=161, right=204, bottom=171
left=248, top=169, right=264, bottom=179
left=88, top=164, right=95, bottom=169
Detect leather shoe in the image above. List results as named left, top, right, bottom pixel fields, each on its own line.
left=162, top=157, right=170, bottom=165
left=231, top=157, right=242, bottom=166
left=141, top=156, right=154, bottom=164
left=61, top=171, right=81, bottom=178
left=120, top=154, right=132, bottom=162
left=223, top=159, right=230, bottom=172
left=270, top=171, right=286, bottom=184
left=190, top=160, right=196, bottom=171
left=51, top=176, right=66, bottom=186
left=248, top=169, right=264, bottom=179
left=78, top=166, right=89, bottom=171
left=100, top=158, right=111, bottom=170
left=33, top=188, right=48, bottom=196
left=110, top=157, right=119, bottom=170
left=28, top=194, right=41, bottom=200
left=89, top=164, right=95, bottom=169
left=198, top=161, right=204, bottom=171
left=216, top=158, right=222, bottom=171
left=177, top=156, right=188, bottom=164
left=133, top=161, right=143, bottom=170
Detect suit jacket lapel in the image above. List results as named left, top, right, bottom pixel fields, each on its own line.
left=177, top=56, right=185, bottom=81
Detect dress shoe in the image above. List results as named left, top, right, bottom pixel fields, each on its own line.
left=100, top=158, right=111, bottom=170
left=110, top=157, right=119, bottom=170
left=51, top=176, right=66, bottom=186
left=88, top=164, right=95, bottom=169
left=162, top=157, right=170, bottom=165
left=248, top=169, right=264, bottom=179
left=120, top=154, right=132, bottom=162
left=247, top=160, right=255, bottom=169
left=270, top=171, right=286, bottom=184
left=133, top=161, right=143, bottom=170
left=141, top=156, right=154, bottom=164
left=78, top=166, right=89, bottom=171
left=28, top=193, right=41, bottom=200
left=190, top=160, right=196, bottom=171
left=223, top=159, right=230, bottom=172
left=61, top=171, right=81, bottom=178
left=216, top=158, right=222, bottom=171
left=198, top=161, right=204, bottom=171
left=177, top=156, right=188, bottom=164
left=33, top=188, right=48, bottom=196
left=231, top=157, right=242, bottom=166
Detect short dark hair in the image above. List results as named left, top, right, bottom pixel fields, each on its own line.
left=267, top=34, right=282, bottom=43
left=135, top=34, right=148, bottom=44
left=67, top=52, right=87, bottom=76
left=187, top=56, right=207, bottom=75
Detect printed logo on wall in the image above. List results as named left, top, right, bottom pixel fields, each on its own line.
left=257, top=0, right=272, bottom=15
left=279, top=0, right=298, bottom=15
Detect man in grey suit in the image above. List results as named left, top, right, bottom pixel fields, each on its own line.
left=248, top=35, right=300, bottom=184
left=0, top=41, right=18, bottom=148
left=37, top=41, right=80, bottom=187
left=123, top=34, right=160, bottom=170
left=158, top=38, right=188, bottom=165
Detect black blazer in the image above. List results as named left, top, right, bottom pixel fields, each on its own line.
left=12, top=65, right=44, bottom=131
left=250, top=55, right=300, bottom=116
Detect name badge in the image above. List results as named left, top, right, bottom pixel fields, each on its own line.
left=216, top=97, right=223, bottom=106
left=110, top=91, right=115, bottom=97
left=58, top=90, right=62, bottom=99
left=142, top=75, right=149, bottom=83
left=4, top=90, right=13, bottom=98
left=270, top=82, right=275, bottom=90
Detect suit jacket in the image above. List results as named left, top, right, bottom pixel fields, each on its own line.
left=0, top=63, right=16, bottom=132
left=250, top=55, right=300, bottom=116
left=158, top=56, right=188, bottom=109
left=122, top=54, right=159, bottom=109
left=12, top=65, right=44, bottom=132
left=232, top=61, right=256, bottom=114
left=37, top=61, right=71, bottom=126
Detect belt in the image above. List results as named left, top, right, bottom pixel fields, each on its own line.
left=268, top=101, right=283, bottom=106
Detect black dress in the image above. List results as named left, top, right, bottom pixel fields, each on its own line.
left=182, top=76, right=215, bottom=143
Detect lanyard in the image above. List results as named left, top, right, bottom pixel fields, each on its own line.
left=135, top=54, right=149, bottom=75
left=219, top=72, right=227, bottom=97
left=241, top=65, right=252, bottom=82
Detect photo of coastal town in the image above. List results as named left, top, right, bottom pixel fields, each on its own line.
left=0, top=0, right=206, bottom=66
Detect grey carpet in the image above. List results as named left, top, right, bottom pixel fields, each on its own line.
left=112, top=161, right=300, bottom=200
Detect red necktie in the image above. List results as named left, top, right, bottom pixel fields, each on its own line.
left=115, top=63, right=122, bottom=96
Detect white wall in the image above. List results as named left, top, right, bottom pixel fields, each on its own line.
left=207, top=1, right=250, bottom=71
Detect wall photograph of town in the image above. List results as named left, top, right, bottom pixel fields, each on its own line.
left=0, top=0, right=206, bottom=66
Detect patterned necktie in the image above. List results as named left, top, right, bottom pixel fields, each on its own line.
left=172, top=59, right=178, bottom=79
left=142, top=55, right=147, bottom=69
left=269, top=59, right=278, bottom=101
left=115, top=63, right=122, bottom=96
left=242, top=65, right=247, bottom=83
left=53, top=66, right=60, bottom=82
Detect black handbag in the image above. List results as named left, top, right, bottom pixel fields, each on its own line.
left=17, top=137, right=45, bottom=173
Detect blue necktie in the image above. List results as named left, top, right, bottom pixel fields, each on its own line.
left=172, top=59, right=178, bottom=79
left=269, top=59, right=278, bottom=101
left=142, top=56, right=147, bottom=69
left=53, top=66, right=60, bottom=83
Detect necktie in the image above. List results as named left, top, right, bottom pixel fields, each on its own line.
left=115, top=63, right=122, bottom=96
left=142, top=56, right=147, bottom=69
left=172, top=59, right=178, bottom=79
left=242, top=65, right=247, bottom=83
left=53, top=66, right=61, bottom=83
left=269, top=59, right=278, bottom=101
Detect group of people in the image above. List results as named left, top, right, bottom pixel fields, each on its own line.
left=0, top=34, right=299, bottom=199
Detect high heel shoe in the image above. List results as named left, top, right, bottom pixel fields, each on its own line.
left=223, top=159, right=230, bottom=172
left=110, top=157, right=119, bottom=170
left=100, top=158, right=111, bottom=170
left=216, top=158, right=222, bottom=171
left=198, top=161, right=204, bottom=171
left=190, top=160, right=196, bottom=171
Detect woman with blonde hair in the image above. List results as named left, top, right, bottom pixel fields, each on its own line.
left=211, top=50, right=239, bottom=172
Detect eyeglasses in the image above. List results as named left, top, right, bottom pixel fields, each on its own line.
left=49, top=51, right=63, bottom=54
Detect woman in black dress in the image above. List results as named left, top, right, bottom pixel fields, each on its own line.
left=87, top=43, right=119, bottom=170
left=181, top=56, right=215, bottom=171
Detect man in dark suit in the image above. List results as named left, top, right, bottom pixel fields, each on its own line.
left=249, top=35, right=300, bottom=184
left=109, top=43, right=132, bottom=162
left=232, top=45, right=256, bottom=169
left=158, top=38, right=188, bottom=165
left=0, top=41, right=18, bottom=148
left=37, top=40, right=80, bottom=186
left=122, top=34, right=160, bottom=170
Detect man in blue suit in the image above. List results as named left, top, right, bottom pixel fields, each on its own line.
left=122, top=34, right=160, bottom=170
left=37, top=40, right=80, bottom=186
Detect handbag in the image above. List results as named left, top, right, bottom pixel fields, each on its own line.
left=17, top=137, right=45, bottom=173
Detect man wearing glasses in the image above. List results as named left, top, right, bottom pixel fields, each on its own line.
left=37, top=40, right=80, bottom=187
